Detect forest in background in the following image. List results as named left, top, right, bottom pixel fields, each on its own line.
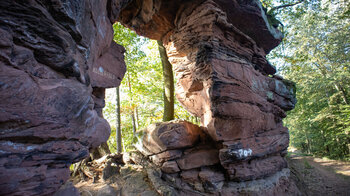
left=103, top=23, right=198, bottom=152
left=264, top=0, right=350, bottom=160
left=103, top=0, right=350, bottom=160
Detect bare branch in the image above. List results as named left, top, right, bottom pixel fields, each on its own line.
left=269, top=0, right=305, bottom=13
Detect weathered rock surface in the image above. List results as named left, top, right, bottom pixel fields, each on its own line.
left=118, top=0, right=298, bottom=194
left=139, top=120, right=202, bottom=155
left=53, top=182, right=80, bottom=196
left=73, top=152, right=301, bottom=196
left=0, top=0, right=126, bottom=195
left=160, top=161, right=180, bottom=173
left=131, top=121, right=298, bottom=195
left=149, top=149, right=182, bottom=166
left=96, top=185, right=119, bottom=196
left=1, top=0, right=298, bottom=195
left=176, top=148, right=219, bottom=170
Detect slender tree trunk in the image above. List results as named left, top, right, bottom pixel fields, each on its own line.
left=157, top=40, right=174, bottom=122
left=135, top=107, right=139, bottom=129
left=127, top=74, right=137, bottom=135
left=303, top=130, right=311, bottom=154
left=320, top=130, right=330, bottom=154
left=116, top=87, right=122, bottom=153
left=307, top=137, right=312, bottom=154
left=131, top=113, right=136, bottom=135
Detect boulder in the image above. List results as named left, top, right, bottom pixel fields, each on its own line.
left=140, top=120, right=202, bottom=155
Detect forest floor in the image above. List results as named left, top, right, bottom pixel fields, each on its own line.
left=288, top=153, right=350, bottom=196
left=71, top=153, right=350, bottom=196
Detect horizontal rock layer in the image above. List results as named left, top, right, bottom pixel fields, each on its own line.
left=135, top=120, right=298, bottom=194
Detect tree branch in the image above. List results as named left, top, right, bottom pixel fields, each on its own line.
left=269, top=0, right=305, bottom=13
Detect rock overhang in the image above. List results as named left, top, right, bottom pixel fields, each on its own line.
left=116, top=0, right=283, bottom=54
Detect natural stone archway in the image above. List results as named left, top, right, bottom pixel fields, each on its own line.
left=118, top=0, right=296, bottom=191
left=0, top=0, right=298, bottom=195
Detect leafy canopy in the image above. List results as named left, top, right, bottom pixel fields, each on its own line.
left=263, top=0, right=350, bottom=160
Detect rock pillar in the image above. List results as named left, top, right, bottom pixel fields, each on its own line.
left=119, top=0, right=298, bottom=194
left=163, top=0, right=296, bottom=181
left=0, top=0, right=126, bottom=195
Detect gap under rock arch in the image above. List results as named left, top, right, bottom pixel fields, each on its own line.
left=103, top=23, right=199, bottom=153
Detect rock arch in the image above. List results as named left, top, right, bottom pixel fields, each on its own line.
left=0, top=0, right=298, bottom=195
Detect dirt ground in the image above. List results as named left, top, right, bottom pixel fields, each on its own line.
left=71, top=154, right=350, bottom=196
left=288, top=154, right=350, bottom=196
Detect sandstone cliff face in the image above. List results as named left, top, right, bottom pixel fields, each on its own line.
left=0, top=0, right=126, bottom=195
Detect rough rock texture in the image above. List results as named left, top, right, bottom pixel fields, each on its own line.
left=133, top=121, right=300, bottom=195
left=1, top=0, right=298, bottom=195
left=53, top=182, right=80, bottom=196
left=0, top=0, right=126, bottom=195
left=119, top=0, right=298, bottom=195
left=139, top=120, right=203, bottom=155
left=96, top=185, right=119, bottom=196
left=73, top=151, right=301, bottom=196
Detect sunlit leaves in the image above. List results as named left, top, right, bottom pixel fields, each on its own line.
left=265, top=0, right=350, bottom=160
left=104, top=23, right=197, bottom=152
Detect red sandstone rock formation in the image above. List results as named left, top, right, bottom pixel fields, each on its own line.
left=119, top=0, right=299, bottom=194
left=0, top=0, right=299, bottom=195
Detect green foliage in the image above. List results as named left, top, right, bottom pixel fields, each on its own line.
left=266, top=0, right=350, bottom=160
left=104, top=23, right=197, bottom=152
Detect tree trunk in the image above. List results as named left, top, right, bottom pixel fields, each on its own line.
left=116, top=87, right=122, bottom=153
left=127, top=74, right=137, bottom=135
left=157, top=40, right=174, bottom=122
left=135, top=107, right=139, bottom=129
